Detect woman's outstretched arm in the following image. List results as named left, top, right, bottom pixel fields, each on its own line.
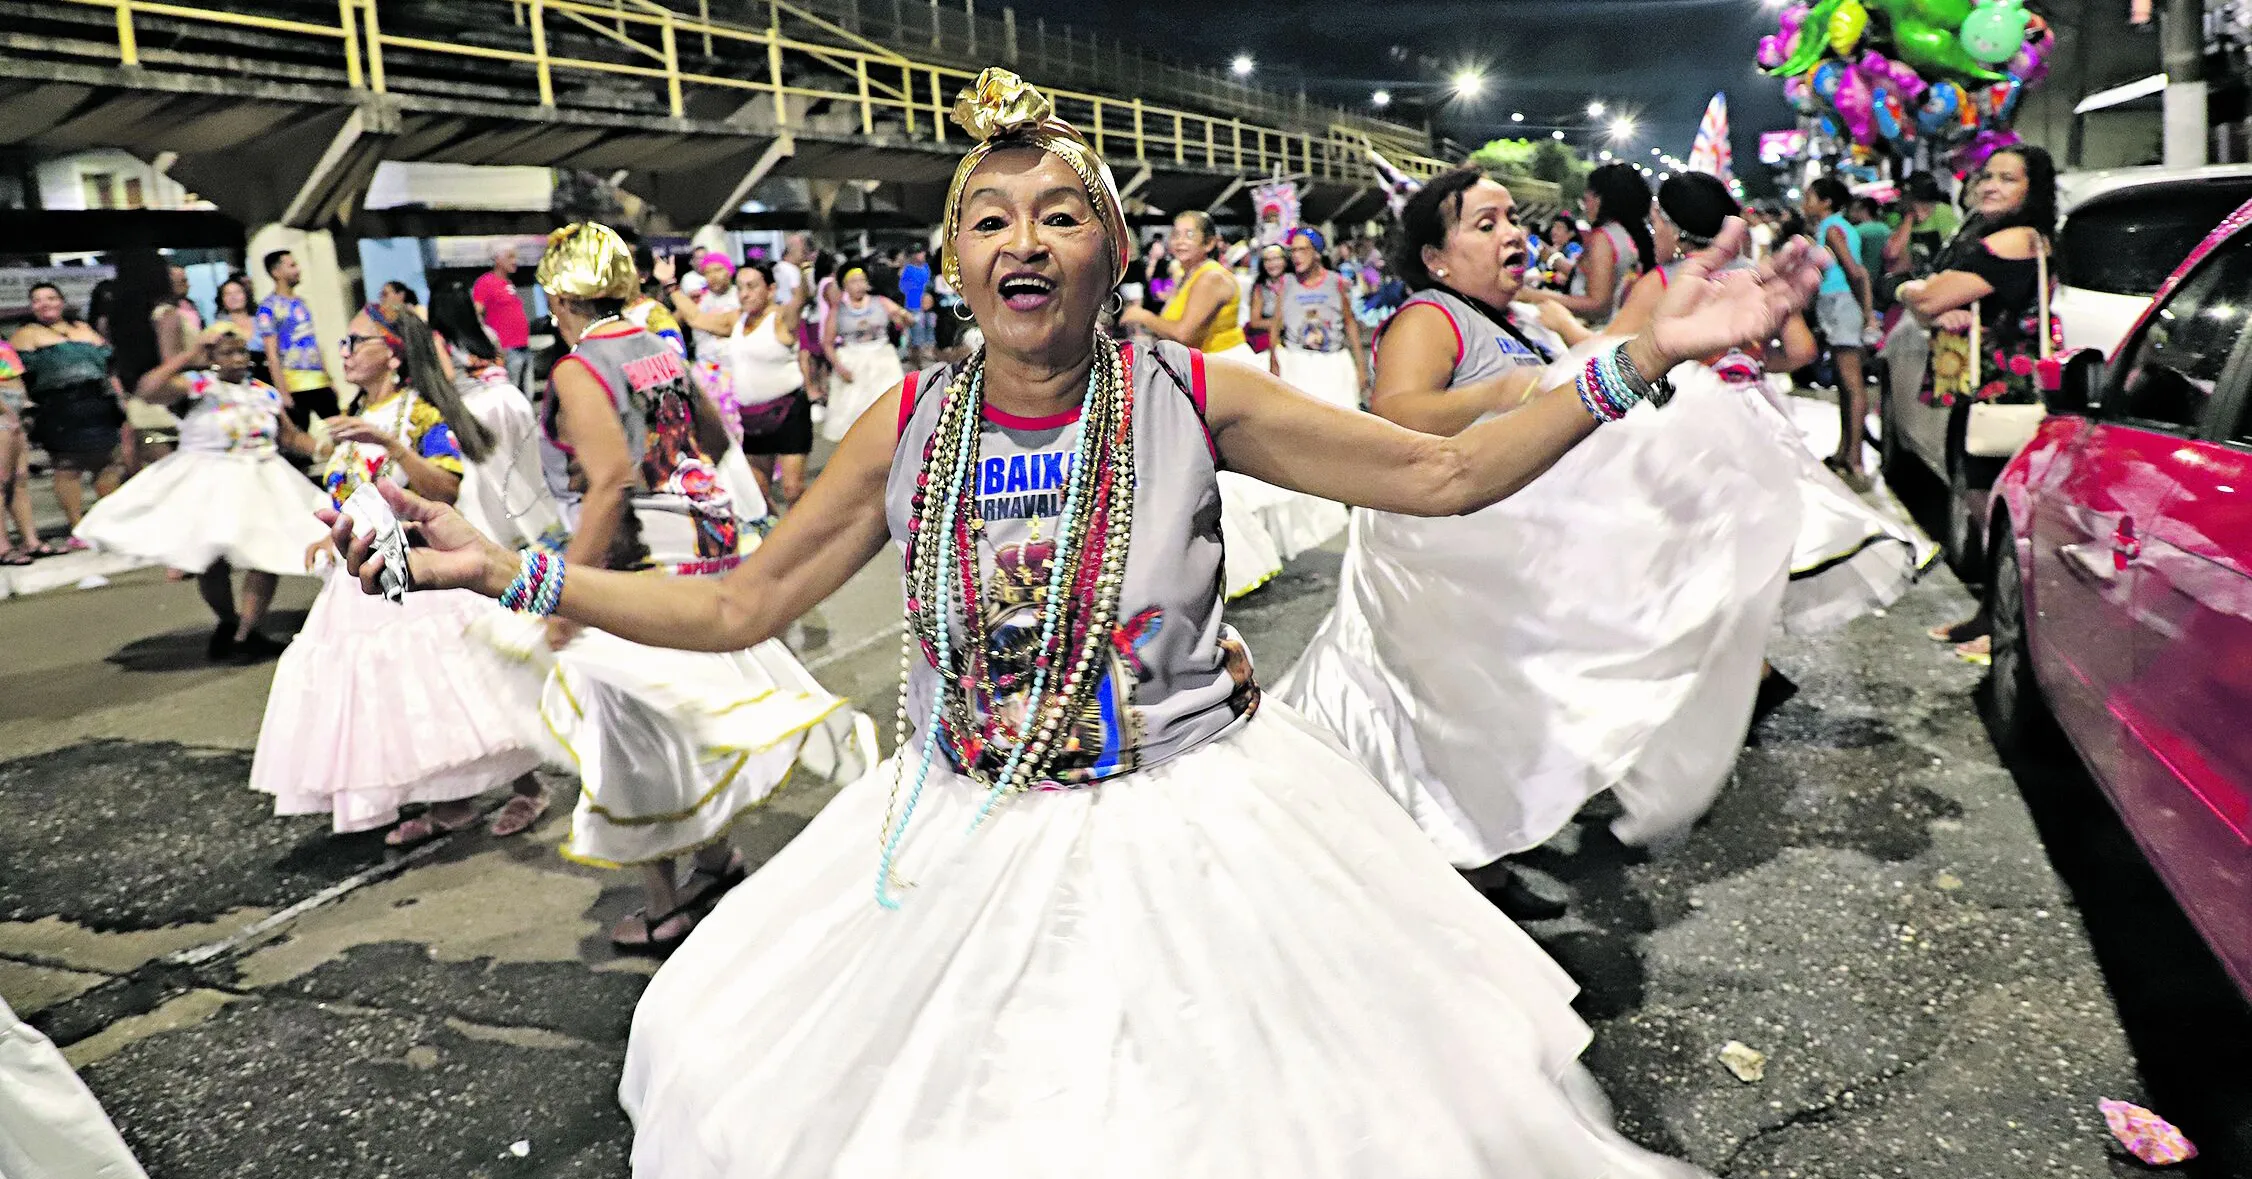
left=332, top=385, right=906, bottom=653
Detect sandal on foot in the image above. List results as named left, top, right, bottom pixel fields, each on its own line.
left=685, top=851, right=749, bottom=903
left=0, top=549, right=31, bottom=567
left=25, top=541, right=63, bottom=558
left=1928, top=619, right=1987, bottom=644
left=488, top=788, right=551, bottom=838
left=384, top=809, right=479, bottom=848
left=610, top=903, right=701, bottom=957
left=1954, top=635, right=1992, bottom=666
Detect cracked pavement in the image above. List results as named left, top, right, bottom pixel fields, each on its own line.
left=2, top=419, right=2247, bottom=1177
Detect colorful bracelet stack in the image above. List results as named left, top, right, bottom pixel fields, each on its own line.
left=1576, top=341, right=1678, bottom=424
left=499, top=549, right=567, bottom=616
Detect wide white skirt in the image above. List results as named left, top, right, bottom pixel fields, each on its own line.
left=1274, top=345, right=1362, bottom=411
left=1749, top=388, right=1932, bottom=635
left=1277, top=358, right=1799, bottom=867
left=0, top=997, right=147, bottom=1179
left=1208, top=344, right=1348, bottom=597
left=252, top=570, right=544, bottom=832
left=621, top=705, right=1705, bottom=1179
left=824, top=340, right=907, bottom=444
left=532, top=625, right=878, bottom=867
left=73, top=449, right=328, bottom=576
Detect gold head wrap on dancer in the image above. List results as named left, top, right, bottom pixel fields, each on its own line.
left=536, top=221, right=638, bottom=301
left=938, top=68, right=1131, bottom=290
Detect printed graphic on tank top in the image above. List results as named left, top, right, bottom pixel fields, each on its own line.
left=887, top=342, right=1259, bottom=785
left=1280, top=273, right=1350, bottom=353
left=548, top=323, right=741, bottom=567
left=833, top=297, right=891, bottom=346
left=1378, top=289, right=1552, bottom=385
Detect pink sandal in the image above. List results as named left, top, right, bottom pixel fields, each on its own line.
left=488, top=788, right=550, bottom=838
left=384, top=808, right=479, bottom=848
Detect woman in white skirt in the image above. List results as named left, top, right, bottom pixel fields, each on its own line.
left=526, top=222, right=872, bottom=954
left=1268, top=227, right=1370, bottom=411
left=1279, top=169, right=1805, bottom=916
left=251, top=304, right=546, bottom=846
left=330, top=71, right=1825, bottom=1177
left=1611, top=173, right=1932, bottom=716
left=1122, top=211, right=1345, bottom=597
left=820, top=266, right=912, bottom=443
left=74, top=324, right=326, bottom=661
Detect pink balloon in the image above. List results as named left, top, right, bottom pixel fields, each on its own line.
left=1777, top=3, right=1808, bottom=35
left=1955, top=129, right=2022, bottom=175
left=1832, top=64, right=1877, bottom=145
left=1857, top=51, right=1928, bottom=103
left=1758, top=34, right=1785, bottom=68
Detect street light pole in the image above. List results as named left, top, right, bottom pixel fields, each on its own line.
left=2161, top=0, right=2206, bottom=166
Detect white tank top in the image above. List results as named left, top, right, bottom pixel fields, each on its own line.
left=729, top=308, right=801, bottom=405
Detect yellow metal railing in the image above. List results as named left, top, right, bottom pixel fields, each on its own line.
left=60, top=0, right=1449, bottom=187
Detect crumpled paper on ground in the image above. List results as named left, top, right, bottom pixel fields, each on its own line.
left=2100, top=1099, right=2196, bottom=1165
left=1718, top=1041, right=1766, bottom=1083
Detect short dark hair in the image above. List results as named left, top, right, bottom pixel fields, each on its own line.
left=1808, top=176, right=1851, bottom=213
left=263, top=249, right=293, bottom=277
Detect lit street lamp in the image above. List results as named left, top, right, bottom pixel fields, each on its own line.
left=1372, top=90, right=1392, bottom=108
left=1452, top=69, right=1486, bottom=99
left=1231, top=54, right=1255, bottom=77
left=1586, top=100, right=1607, bottom=118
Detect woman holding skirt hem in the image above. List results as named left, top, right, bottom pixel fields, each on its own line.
left=329, top=70, right=1825, bottom=1178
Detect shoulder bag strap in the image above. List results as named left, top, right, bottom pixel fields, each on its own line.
left=2036, top=235, right=2052, bottom=361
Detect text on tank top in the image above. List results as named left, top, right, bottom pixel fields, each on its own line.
left=1160, top=260, right=1247, bottom=354
left=885, top=341, right=1259, bottom=785
left=548, top=324, right=744, bottom=570
left=833, top=295, right=891, bottom=346
left=1279, top=272, right=1350, bottom=353
left=1657, top=256, right=1766, bottom=386
left=1383, top=289, right=1552, bottom=387
left=730, top=308, right=801, bottom=405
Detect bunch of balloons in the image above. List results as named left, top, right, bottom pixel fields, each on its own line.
left=1757, top=0, right=2052, bottom=167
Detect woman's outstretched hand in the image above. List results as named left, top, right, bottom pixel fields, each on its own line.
left=314, top=478, right=511, bottom=599
left=1647, top=218, right=1827, bottom=367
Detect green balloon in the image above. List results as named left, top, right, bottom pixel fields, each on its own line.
left=1960, top=0, right=2031, bottom=64
left=1890, top=15, right=2005, bottom=82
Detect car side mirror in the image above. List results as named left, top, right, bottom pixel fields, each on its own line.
left=2042, top=348, right=2103, bottom=416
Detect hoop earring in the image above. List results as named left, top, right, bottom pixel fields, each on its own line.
left=951, top=301, right=975, bottom=322
left=1103, top=290, right=1126, bottom=318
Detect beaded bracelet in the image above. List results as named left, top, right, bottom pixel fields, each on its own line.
left=1604, top=341, right=1677, bottom=408
left=1577, top=353, right=1639, bottom=423
left=499, top=549, right=567, bottom=616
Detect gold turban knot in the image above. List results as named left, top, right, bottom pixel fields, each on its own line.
left=537, top=221, right=638, bottom=302
left=939, top=69, right=1130, bottom=291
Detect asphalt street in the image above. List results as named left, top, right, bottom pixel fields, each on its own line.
left=2, top=406, right=2247, bottom=1178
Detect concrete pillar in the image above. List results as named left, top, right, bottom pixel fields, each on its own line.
left=2161, top=0, right=2207, bottom=167
left=246, top=224, right=356, bottom=397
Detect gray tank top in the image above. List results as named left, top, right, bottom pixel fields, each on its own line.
left=1568, top=221, right=1641, bottom=322
left=833, top=296, right=890, bottom=346
left=885, top=340, right=1259, bottom=785
left=1658, top=255, right=1765, bottom=386
left=545, top=322, right=746, bottom=571
left=1279, top=271, right=1350, bottom=353
left=1381, top=289, right=1553, bottom=387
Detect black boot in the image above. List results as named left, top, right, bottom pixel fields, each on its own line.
left=1462, top=863, right=1568, bottom=921
left=207, top=618, right=239, bottom=661
left=231, top=631, right=288, bottom=664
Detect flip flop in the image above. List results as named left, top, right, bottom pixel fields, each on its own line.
left=384, top=809, right=480, bottom=848
left=487, top=788, right=551, bottom=838
left=0, top=550, right=31, bottom=566
left=610, top=901, right=703, bottom=957
left=1954, top=636, right=1993, bottom=666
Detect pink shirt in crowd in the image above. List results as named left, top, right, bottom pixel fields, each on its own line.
left=472, top=270, right=531, bottom=350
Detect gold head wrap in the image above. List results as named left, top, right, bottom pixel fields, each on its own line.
left=198, top=321, right=247, bottom=345
left=939, top=69, right=1130, bottom=291
left=536, top=222, right=637, bottom=302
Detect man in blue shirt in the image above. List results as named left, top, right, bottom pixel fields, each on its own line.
left=899, top=243, right=934, bottom=364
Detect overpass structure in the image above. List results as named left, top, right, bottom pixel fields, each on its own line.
left=0, top=0, right=1452, bottom=234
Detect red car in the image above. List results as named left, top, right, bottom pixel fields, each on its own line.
left=1986, top=198, right=2252, bottom=1001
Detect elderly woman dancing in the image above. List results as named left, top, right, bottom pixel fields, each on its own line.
left=328, top=70, right=1824, bottom=1179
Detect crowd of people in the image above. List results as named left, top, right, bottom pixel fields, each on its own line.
left=4, top=61, right=2075, bottom=1179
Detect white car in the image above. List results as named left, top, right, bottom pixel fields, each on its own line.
left=1880, top=163, right=2252, bottom=575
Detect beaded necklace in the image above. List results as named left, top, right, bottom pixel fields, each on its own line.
left=875, top=337, right=1137, bottom=907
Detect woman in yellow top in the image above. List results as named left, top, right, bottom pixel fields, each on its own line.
left=1124, top=211, right=1249, bottom=359
left=1123, top=211, right=1345, bottom=595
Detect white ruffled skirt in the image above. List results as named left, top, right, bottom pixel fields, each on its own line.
left=73, top=449, right=328, bottom=576
left=1749, top=388, right=1933, bottom=634
left=1208, top=345, right=1348, bottom=597
left=530, top=624, right=878, bottom=867
left=1274, top=345, right=1362, bottom=411
left=252, top=570, right=544, bottom=832
left=825, top=340, right=907, bottom=444
left=1276, top=358, right=1799, bottom=867
left=620, top=704, right=1705, bottom=1179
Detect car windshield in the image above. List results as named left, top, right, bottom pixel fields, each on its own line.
left=2059, top=180, right=2252, bottom=297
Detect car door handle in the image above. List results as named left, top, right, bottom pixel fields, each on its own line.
left=2059, top=543, right=2115, bottom=586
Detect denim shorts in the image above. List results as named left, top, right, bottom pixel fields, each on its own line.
left=1815, top=288, right=1873, bottom=349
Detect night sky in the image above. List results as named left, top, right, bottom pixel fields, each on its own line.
left=1003, top=0, right=1795, bottom=182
